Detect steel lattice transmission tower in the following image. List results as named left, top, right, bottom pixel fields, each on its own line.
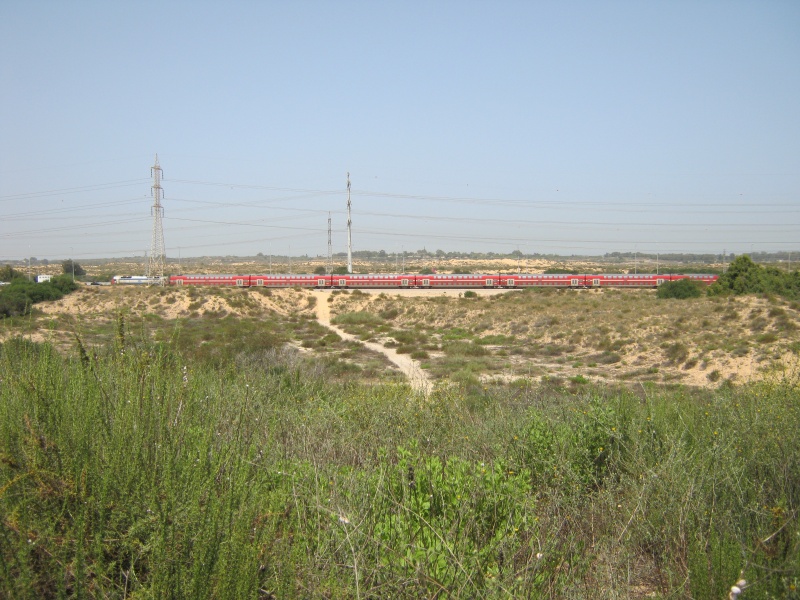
left=346, top=172, right=353, bottom=274
left=148, top=154, right=166, bottom=283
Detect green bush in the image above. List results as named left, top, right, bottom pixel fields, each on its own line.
left=710, top=255, right=800, bottom=299
left=2, top=333, right=799, bottom=597
left=0, top=291, right=30, bottom=318
left=443, top=341, right=489, bottom=357
left=0, top=275, right=78, bottom=318
left=657, top=278, right=704, bottom=299
left=0, top=264, right=24, bottom=282
left=331, top=311, right=383, bottom=327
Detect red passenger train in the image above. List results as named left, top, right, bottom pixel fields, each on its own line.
left=167, top=272, right=718, bottom=289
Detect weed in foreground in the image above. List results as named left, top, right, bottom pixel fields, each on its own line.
left=0, top=332, right=798, bottom=598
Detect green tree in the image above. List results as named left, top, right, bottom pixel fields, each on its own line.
left=62, top=259, right=86, bottom=277
left=710, top=255, right=800, bottom=299
left=313, top=266, right=327, bottom=275
left=0, top=275, right=78, bottom=319
left=0, top=264, right=23, bottom=282
left=657, top=278, right=704, bottom=299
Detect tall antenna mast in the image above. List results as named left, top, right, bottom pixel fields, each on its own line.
left=148, top=154, right=166, bottom=283
left=346, top=172, right=353, bottom=274
left=327, top=212, right=333, bottom=274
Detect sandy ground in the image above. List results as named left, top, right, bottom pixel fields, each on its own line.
left=8, top=285, right=797, bottom=391
left=314, top=289, right=798, bottom=389
left=311, top=290, right=433, bottom=395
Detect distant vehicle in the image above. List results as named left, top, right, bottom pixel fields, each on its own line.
left=111, top=275, right=164, bottom=285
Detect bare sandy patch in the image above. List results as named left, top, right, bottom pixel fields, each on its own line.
left=311, top=290, right=432, bottom=395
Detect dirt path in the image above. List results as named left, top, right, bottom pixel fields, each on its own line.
left=311, top=291, right=433, bottom=395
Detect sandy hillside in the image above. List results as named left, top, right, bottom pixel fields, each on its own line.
left=6, top=283, right=798, bottom=391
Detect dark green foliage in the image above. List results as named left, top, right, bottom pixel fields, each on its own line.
left=379, top=307, right=400, bottom=320
left=61, top=259, right=86, bottom=277
left=657, top=278, right=704, bottom=299
left=663, top=341, right=689, bottom=364
left=710, top=255, right=800, bottom=299
left=1, top=333, right=799, bottom=597
left=0, top=264, right=24, bottom=282
left=49, top=274, right=80, bottom=294
left=331, top=310, right=383, bottom=327
left=313, top=265, right=327, bottom=275
left=0, top=291, right=30, bottom=318
left=0, top=275, right=79, bottom=318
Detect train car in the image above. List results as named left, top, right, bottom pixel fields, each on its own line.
left=420, top=274, right=492, bottom=288
left=331, top=273, right=413, bottom=288
left=502, top=274, right=587, bottom=288
left=583, top=274, right=661, bottom=288
left=249, top=274, right=330, bottom=288
left=170, top=274, right=250, bottom=287
left=112, top=275, right=165, bottom=285
left=162, top=271, right=719, bottom=290
left=586, top=273, right=719, bottom=288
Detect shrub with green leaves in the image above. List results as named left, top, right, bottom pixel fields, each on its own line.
left=1, top=332, right=798, bottom=597
left=0, top=275, right=78, bottom=318
left=657, top=278, right=705, bottom=299
left=710, top=254, right=800, bottom=299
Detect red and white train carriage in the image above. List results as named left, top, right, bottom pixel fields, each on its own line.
left=164, top=272, right=719, bottom=289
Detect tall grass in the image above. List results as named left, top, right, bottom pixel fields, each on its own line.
left=1, top=330, right=798, bottom=598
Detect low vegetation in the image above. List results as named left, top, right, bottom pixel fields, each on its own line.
left=327, top=286, right=800, bottom=388
left=1, top=329, right=798, bottom=597
left=0, top=273, right=78, bottom=318
left=711, top=255, right=800, bottom=300
left=656, top=278, right=704, bottom=299
left=1, top=256, right=800, bottom=597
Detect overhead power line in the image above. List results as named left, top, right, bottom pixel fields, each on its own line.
left=168, top=177, right=796, bottom=208
left=0, top=179, right=149, bottom=202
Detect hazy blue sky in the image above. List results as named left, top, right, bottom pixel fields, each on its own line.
left=1, top=1, right=798, bottom=263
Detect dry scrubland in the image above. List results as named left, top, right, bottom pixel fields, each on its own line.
left=327, top=287, right=800, bottom=389
left=4, top=279, right=799, bottom=390
left=2, top=258, right=799, bottom=598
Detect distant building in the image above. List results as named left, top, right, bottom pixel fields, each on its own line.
left=36, top=274, right=52, bottom=283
